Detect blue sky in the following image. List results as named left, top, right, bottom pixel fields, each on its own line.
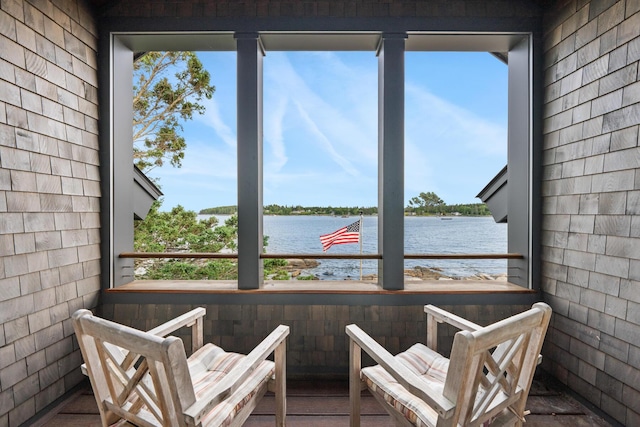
left=151, top=50, right=508, bottom=212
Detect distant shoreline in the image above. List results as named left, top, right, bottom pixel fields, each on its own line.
left=198, top=202, right=492, bottom=217
left=199, top=212, right=493, bottom=217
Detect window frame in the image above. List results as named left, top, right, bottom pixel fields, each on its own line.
left=102, top=30, right=538, bottom=296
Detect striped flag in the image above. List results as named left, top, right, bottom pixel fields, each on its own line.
left=320, top=220, right=360, bottom=252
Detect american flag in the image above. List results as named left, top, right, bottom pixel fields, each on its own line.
left=320, top=220, right=360, bottom=252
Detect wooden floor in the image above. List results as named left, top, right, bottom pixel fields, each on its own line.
left=34, top=373, right=612, bottom=427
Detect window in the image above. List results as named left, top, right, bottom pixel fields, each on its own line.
left=133, top=51, right=239, bottom=282
left=105, top=32, right=535, bottom=292
left=404, top=52, right=508, bottom=281
left=262, top=51, right=378, bottom=280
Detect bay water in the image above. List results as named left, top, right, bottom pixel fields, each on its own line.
left=204, top=215, right=507, bottom=280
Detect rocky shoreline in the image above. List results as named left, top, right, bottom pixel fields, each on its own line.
left=135, top=257, right=506, bottom=281
left=284, top=259, right=507, bottom=281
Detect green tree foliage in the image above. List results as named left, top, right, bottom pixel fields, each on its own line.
left=263, top=204, right=378, bottom=216
left=200, top=204, right=378, bottom=216
left=133, top=52, right=215, bottom=172
left=134, top=202, right=292, bottom=280
left=134, top=201, right=239, bottom=279
left=200, top=200, right=489, bottom=218
left=135, top=201, right=236, bottom=253
left=405, top=192, right=490, bottom=216
left=199, top=205, right=237, bottom=215
left=142, top=259, right=238, bottom=280
left=408, top=192, right=445, bottom=214
left=446, top=203, right=491, bottom=216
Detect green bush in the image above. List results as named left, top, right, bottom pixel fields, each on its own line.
left=271, top=271, right=290, bottom=280
left=264, top=258, right=287, bottom=268
left=143, top=259, right=238, bottom=280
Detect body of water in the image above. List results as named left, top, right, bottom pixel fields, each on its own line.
left=204, top=215, right=508, bottom=280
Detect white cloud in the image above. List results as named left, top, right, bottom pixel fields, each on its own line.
left=264, top=95, right=289, bottom=172
left=159, top=139, right=237, bottom=180
left=404, top=139, right=437, bottom=197
left=405, top=82, right=507, bottom=157
left=292, top=99, right=360, bottom=177
left=197, top=97, right=236, bottom=148
left=264, top=52, right=378, bottom=172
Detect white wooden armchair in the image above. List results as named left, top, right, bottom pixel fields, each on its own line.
left=72, top=307, right=289, bottom=427
left=346, top=303, right=551, bottom=427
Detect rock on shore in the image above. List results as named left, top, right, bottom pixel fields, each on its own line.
left=404, top=266, right=507, bottom=280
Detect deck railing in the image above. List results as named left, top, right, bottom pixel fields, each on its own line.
left=120, top=252, right=523, bottom=260
left=119, top=253, right=524, bottom=282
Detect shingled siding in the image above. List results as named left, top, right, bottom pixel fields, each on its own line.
left=540, top=0, right=640, bottom=425
left=99, top=303, right=530, bottom=375
left=100, top=0, right=541, bottom=18
left=0, top=1, right=99, bottom=426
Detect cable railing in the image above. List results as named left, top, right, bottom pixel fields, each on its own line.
left=120, top=252, right=524, bottom=281
left=120, top=252, right=523, bottom=260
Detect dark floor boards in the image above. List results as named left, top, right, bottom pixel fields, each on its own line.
left=34, top=375, right=613, bottom=426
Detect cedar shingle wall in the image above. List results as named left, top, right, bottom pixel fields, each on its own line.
left=19, top=0, right=640, bottom=425
left=100, top=0, right=541, bottom=18
left=100, top=303, right=529, bottom=375
left=540, top=0, right=640, bottom=425
left=0, top=1, right=99, bottom=425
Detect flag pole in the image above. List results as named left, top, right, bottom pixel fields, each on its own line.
left=359, top=211, right=363, bottom=280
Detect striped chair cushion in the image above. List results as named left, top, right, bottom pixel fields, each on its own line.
left=188, top=343, right=275, bottom=427
left=362, top=343, right=498, bottom=427
left=109, top=343, right=274, bottom=427
left=362, top=343, right=449, bottom=427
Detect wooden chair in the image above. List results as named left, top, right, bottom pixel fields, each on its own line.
left=346, top=303, right=552, bottom=427
left=72, top=307, right=289, bottom=427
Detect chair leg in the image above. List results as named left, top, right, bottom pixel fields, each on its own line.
left=350, top=339, right=362, bottom=427
left=275, top=341, right=287, bottom=427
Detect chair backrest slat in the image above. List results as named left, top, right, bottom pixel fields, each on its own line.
left=73, top=309, right=197, bottom=427
left=445, top=303, right=551, bottom=426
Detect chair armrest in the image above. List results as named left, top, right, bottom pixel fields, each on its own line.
left=120, top=308, right=207, bottom=372
left=183, top=324, right=290, bottom=426
left=79, top=308, right=207, bottom=378
left=146, top=307, right=206, bottom=352
left=425, top=305, right=482, bottom=352
left=424, top=305, right=482, bottom=331
left=346, top=324, right=455, bottom=419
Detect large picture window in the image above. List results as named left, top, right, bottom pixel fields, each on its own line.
left=105, top=32, right=534, bottom=292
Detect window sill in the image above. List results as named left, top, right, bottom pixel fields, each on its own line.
left=107, top=279, right=534, bottom=294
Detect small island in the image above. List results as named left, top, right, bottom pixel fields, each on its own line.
left=200, top=193, right=492, bottom=217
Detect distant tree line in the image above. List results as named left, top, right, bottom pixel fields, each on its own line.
left=404, top=192, right=492, bottom=216
left=199, top=205, right=378, bottom=215
left=265, top=205, right=379, bottom=216
left=198, top=197, right=491, bottom=217
left=199, top=205, right=237, bottom=215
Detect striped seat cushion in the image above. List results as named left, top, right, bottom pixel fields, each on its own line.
left=362, top=343, right=449, bottom=427
left=188, top=343, right=275, bottom=427
left=109, top=343, right=274, bottom=427
left=362, top=343, right=498, bottom=427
